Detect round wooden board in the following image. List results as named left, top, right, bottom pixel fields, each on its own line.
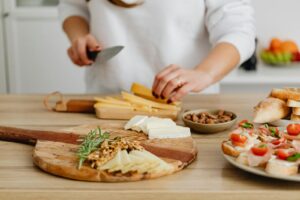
left=32, top=122, right=198, bottom=182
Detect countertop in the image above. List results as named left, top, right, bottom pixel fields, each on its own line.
left=1, top=94, right=300, bottom=200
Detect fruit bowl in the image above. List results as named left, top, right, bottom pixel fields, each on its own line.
left=260, top=38, right=300, bottom=66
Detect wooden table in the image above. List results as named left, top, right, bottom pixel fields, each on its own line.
left=1, top=94, right=300, bottom=200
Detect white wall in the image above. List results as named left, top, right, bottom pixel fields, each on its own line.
left=253, top=0, right=300, bottom=48
left=0, top=2, right=7, bottom=93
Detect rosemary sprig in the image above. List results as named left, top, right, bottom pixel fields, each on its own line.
left=77, top=127, right=110, bottom=169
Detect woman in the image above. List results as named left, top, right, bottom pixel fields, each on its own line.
left=59, top=0, right=255, bottom=103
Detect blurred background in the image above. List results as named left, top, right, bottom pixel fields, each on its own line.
left=0, top=0, right=299, bottom=94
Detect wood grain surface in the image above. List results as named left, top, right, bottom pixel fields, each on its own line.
left=32, top=123, right=196, bottom=182
left=1, top=94, right=300, bottom=200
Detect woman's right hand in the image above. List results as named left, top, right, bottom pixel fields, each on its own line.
left=67, top=34, right=102, bottom=67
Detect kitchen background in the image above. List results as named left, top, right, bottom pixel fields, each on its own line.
left=0, top=0, right=299, bottom=94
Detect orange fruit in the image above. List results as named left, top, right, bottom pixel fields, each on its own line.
left=280, top=40, right=299, bottom=53
left=269, top=38, right=282, bottom=52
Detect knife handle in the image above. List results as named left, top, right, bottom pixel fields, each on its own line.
left=0, top=126, right=80, bottom=145
left=87, top=49, right=100, bottom=61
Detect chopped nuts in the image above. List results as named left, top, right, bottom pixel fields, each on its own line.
left=87, top=138, right=144, bottom=169
left=184, top=110, right=234, bottom=124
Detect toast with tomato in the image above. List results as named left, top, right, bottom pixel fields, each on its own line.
left=283, top=124, right=300, bottom=140
left=266, top=148, right=300, bottom=176
left=222, top=121, right=259, bottom=157
left=236, top=143, right=272, bottom=167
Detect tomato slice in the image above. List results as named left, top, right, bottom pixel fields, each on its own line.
left=276, top=149, right=294, bottom=160
left=238, top=120, right=254, bottom=129
left=230, top=133, right=247, bottom=146
left=251, top=143, right=268, bottom=156
left=271, top=139, right=281, bottom=145
left=287, top=124, right=300, bottom=136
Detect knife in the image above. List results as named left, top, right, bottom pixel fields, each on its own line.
left=87, top=45, right=124, bottom=63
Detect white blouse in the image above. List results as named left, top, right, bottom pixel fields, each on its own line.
left=59, top=0, right=255, bottom=94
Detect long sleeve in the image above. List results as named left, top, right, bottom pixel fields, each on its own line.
left=58, top=0, right=90, bottom=23
left=205, top=0, right=256, bottom=64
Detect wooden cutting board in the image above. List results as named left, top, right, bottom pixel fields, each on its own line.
left=95, top=107, right=179, bottom=120
left=0, top=122, right=197, bottom=182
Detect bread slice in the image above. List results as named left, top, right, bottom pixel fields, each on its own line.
left=221, top=141, right=240, bottom=157
left=291, top=114, right=300, bottom=121
left=265, top=158, right=298, bottom=176
left=293, top=107, right=300, bottom=115
left=271, top=88, right=300, bottom=101
left=287, top=99, right=300, bottom=107
left=253, top=97, right=290, bottom=123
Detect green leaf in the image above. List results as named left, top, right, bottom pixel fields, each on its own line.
left=242, top=122, right=253, bottom=129
left=287, top=153, right=300, bottom=162
left=76, top=127, right=110, bottom=169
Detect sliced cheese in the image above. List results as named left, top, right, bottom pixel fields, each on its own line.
left=148, top=125, right=191, bottom=139
left=94, top=102, right=133, bottom=110
left=122, top=92, right=180, bottom=111
left=145, top=117, right=176, bottom=134
left=131, top=82, right=180, bottom=106
left=124, top=115, right=148, bottom=132
left=95, top=96, right=131, bottom=106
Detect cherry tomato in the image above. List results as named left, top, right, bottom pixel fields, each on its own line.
left=276, top=149, right=294, bottom=160
left=271, top=139, right=281, bottom=145
left=287, top=124, right=300, bottom=136
left=251, top=143, right=268, bottom=156
left=230, top=133, right=247, bottom=146
left=238, top=120, right=253, bottom=129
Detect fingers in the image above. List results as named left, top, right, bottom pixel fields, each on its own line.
left=67, top=47, right=84, bottom=66
left=67, top=34, right=102, bottom=67
left=152, top=64, right=179, bottom=97
left=75, top=38, right=92, bottom=65
left=86, top=35, right=102, bottom=52
left=169, top=83, right=195, bottom=102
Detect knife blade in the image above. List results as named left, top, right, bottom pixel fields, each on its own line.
left=87, top=45, right=124, bottom=63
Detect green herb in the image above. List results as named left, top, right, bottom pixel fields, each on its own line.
left=258, top=144, right=267, bottom=148
left=264, top=124, right=269, bottom=129
left=241, top=122, right=253, bottom=129
left=77, top=127, right=110, bottom=169
left=269, top=127, right=278, bottom=137
left=287, top=153, right=300, bottom=162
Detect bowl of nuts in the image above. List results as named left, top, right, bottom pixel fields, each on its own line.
left=182, top=109, right=237, bottom=133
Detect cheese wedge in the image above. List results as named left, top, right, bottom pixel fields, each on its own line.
left=131, top=82, right=180, bottom=106
left=145, top=117, right=176, bottom=134
left=122, top=92, right=180, bottom=111
left=148, top=126, right=191, bottom=139
left=124, top=115, right=148, bottom=132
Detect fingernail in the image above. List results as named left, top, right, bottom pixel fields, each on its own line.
left=160, top=95, right=165, bottom=99
left=152, top=91, right=158, bottom=98
left=167, top=99, right=172, bottom=104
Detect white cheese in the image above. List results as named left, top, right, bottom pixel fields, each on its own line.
left=145, top=117, right=176, bottom=134
left=124, top=115, right=148, bottom=132
left=148, top=126, right=191, bottom=139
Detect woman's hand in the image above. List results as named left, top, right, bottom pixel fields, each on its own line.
left=67, top=34, right=102, bottom=67
left=152, top=64, right=214, bottom=103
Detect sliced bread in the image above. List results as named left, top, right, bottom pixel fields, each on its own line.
left=271, top=88, right=300, bottom=101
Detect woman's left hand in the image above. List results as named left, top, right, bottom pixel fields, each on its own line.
left=152, top=64, right=213, bottom=103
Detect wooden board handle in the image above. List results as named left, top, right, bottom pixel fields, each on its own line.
left=0, top=126, right=80, bottom=145
left=64, top=99, right=96, bottom=113
left=43, top=92, right=96, bottom=113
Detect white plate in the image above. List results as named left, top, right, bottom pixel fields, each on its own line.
left=223, top=154, right=300, bottom=182
left=268, top=119, right=299, bottom=127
